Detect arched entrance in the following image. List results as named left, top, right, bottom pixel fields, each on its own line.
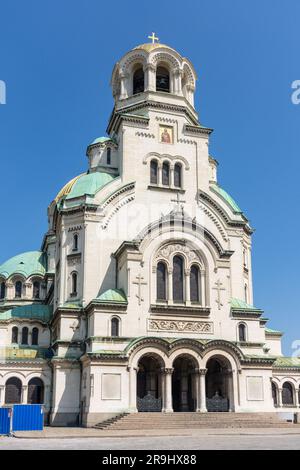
left=206, top=356, right=233, bottom=412
left=5, top=377, right=22, bottom=404
left=172, top=355, right=197, bottom=412
left=137, top=355, right=162, bottom=412
left=28, top=378, right=44, bottom=404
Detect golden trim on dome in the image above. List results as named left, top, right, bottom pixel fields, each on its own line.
left=54, top=174, right=85, bottom=203
left=133, top=43, right=173, bottom=53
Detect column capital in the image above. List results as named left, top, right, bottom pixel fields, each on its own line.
left=162, top=367, right=174, bottom=375
left=197, top=368, right=207, bottom=376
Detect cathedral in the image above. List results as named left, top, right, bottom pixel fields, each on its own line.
left=0, top=37, right=299, bottom=427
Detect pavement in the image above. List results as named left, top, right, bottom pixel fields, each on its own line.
left=1, top=427, right=300, bottom=450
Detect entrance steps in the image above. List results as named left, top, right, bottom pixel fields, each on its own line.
left=94, top=412, right=297, bottom=430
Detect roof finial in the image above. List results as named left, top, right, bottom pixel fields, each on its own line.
left=148, top=32, right=159, bottom=44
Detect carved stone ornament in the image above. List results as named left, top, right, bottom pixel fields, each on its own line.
left=148, top=319, right=213, bottom=334
left=155, top=242, right=201, bottom=265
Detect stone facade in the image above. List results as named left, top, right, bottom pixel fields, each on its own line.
left=0, top=40, right=299, bottom=427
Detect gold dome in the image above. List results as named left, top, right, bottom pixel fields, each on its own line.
left=133, top=43, right=176, bottom=53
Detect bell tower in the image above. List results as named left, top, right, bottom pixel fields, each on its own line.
left=106, top=35, right=212, bottom=194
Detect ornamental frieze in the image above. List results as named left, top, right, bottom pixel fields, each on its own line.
left=148, top=319, right=213, bottom=334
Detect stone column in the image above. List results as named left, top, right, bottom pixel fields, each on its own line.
left=185, top=269, right=191, bottom=305
left=144, top=64, right=156, bottom=92
left=278, top=388, right=283, bottom=408
left=295, top=389, right=299, bottom=408
left=200, top=270, right=206, bottom=306
left=21, top=385, right=28, bottom=404
left=199, top=368, right=207, bottom=412
left=162, top=368, right=173, bottom=413
left=225, top=369, right=235, bottom=412
left=128, top=366, right=138, bottom=412
left=168, top=269, right=173, bottom=304
left=194, top=369, right=201, bottom=412
left=0, top=385, right=4, bottom=405
left=119, top=73, right=128, bottom=100
left=157, top=163, right=162, bottom=186
left=170, top=165, right=175, bottom=189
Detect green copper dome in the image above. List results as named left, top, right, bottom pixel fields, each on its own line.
left=210, top=183, right=242, bottom=214
left=0, top=304, right=52, bottom=322
left=0, top=251, right=46, bottom=280
left=65, top=172, right=116, bottom=200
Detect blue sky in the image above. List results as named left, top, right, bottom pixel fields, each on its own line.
left=0, top=0, right=299, bottom=354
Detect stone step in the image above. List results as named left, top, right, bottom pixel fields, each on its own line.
left=95, top=412, right=297, bottom=430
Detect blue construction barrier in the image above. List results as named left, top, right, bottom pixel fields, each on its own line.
left=0, top=408, right=11, bottom=435
left=12, top=404, right=44, bottom=431
left=0, top=404, right=44, bottom=433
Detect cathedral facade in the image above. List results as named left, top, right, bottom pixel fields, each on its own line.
left=0, top=39, right=299, bottom=427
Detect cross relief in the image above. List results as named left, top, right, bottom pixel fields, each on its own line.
left=213, top=279, right=226, bottom=310
left=133, top=274, right=147, bottom=306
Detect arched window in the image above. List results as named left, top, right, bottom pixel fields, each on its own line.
left=111, top=317, right=120, bottom=337
left=28, top=378, right=44, bottom=404
left=107, top=147, right=111, bottom=165
left=133, top=66, right=144, bottom=95
left=173, top=256, right=184, bottom=302
left=15, top=281, right=22, bottom=298
left=32, top=327, right=39, bottom=346
left=156, top=66, right=170, bottom=92
left=73, top=234, right=79, bottom=251
left=5, top=377, right=22, bottom=404
left=71, top=272, right=78, bottom=296
left=33, top=281, right=40, bottom=299
left=190, top=265, right=200, bottom=302
left=162, top=161, right=170, bottom=186
left=282, top=382, right=294, bottom=405
left=238, top=323, right=246, bottom=342
left=21, top=327, right=29, bottom=345
left=150, top=160, right=158, bottom=185
left=174, top=163, right=182, bottom=188
left=11, top=326, right=18, bottom=344
left=0, top=281, right=5, bottom=299
left=157, top=262, right=167, bottom=301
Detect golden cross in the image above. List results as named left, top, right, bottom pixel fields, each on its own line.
left=148, top=32, right=159, bottom=44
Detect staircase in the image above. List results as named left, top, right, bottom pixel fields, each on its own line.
left=95, top=412, right=297, bottom=430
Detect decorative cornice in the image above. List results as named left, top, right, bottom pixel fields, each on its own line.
left=107, top=100, right=200, bottom=134
left=150, top=304, right=210, bottom=316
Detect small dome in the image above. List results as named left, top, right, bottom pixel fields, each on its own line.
left=89, top=136, right=113, bottom=146
left=0, top=251, right=46, bottom=280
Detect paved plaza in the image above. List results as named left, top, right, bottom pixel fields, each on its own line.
left=1, top=428, right=300, bottom=450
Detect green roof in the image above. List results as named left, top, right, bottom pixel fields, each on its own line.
left=0, top=251, right=46, bottom=280
left=231, top=298, right=261, bottom=311
left=90, top=136, right=113, bottom=145
left=65, top=172, right=117, bottom=200
left=96, top=288, right=127, bottom=303
left=210, top=183, right=242, bottom=214
left=273, top=357, right=300, bottom=368
left=265, top=327, right=283, bottom=336
left=0, top=304, right=52, bottom=322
